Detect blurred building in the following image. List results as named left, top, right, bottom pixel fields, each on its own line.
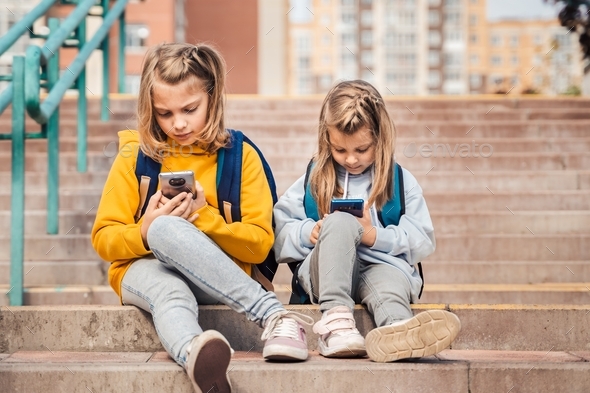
left=287, top=0, right=584, bottom=96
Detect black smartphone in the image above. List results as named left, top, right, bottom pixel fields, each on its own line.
left=159, top=171, right=197, bottom=199
left=329, top=198, right=364, bottom=217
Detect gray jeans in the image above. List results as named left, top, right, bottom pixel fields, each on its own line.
left=298, top=211, right=413, bottom=326
left=121, top=215, right=284, bottom=367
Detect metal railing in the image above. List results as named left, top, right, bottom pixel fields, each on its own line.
left=0, top=0, right=129, bottom=305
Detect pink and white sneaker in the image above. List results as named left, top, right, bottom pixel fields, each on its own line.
left=312, top=306, right=366, bottom=358
left=262, top=311, right=314, bottom=361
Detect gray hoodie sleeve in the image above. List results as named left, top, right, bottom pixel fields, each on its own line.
left=273, top=174, right=318, bottom=264
left=365, top=168, right=436, bottom=267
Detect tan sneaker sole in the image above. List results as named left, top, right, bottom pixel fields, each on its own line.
left=187, top=330, right=232, bottom=393
left=365, top=310, right=461, bottom=362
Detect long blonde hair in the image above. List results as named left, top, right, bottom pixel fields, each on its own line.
left=137, top=43, right=229, bottom=161
left=310, top=80, right=397, bottom=215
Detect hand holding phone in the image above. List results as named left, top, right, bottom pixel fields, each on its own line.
left=330, top=198, right=364, bottom=217
left=159, top=171, right=197, bottom=199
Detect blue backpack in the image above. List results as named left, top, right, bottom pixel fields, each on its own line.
left=289, top=160, right=424, bottom=303
left=135, top=129, right=280, bottom=291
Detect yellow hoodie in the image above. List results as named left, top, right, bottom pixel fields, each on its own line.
left=91, top=130, right=274, bottom=298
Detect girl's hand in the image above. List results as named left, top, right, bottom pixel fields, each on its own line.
left=158, top=180, right=207, bottom=223
left=140, top=190, right=191, bottom=247
left=310, top=214, right=329, bottom=245
left=357, top=205, right=376, bottom=247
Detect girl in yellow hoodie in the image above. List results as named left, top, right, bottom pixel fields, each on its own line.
left=91, top=43, right=311, bottom=393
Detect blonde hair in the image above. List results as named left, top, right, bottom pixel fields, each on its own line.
left=310, top=80, right=397, bottom=215
left=137, top=43, right=229, bottom=161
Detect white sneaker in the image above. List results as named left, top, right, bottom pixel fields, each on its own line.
left=312, top=306, right=366, bottom=357
left=365, top=309, right=461, bottom=362
left=261, top=310, right=314, bottom=361
left=186, top=330, right=232, bottom=393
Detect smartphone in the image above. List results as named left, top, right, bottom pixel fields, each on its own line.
left=330, top=198, right=364, bottom=217
left=159, top=171, right=197, bottom=199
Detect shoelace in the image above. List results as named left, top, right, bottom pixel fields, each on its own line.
left=261, top=311, right=314, bottom=341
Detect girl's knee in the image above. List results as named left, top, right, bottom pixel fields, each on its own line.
left=147, top=216, right=187, bottom=246
left=323, top=211, right=362, bottom=234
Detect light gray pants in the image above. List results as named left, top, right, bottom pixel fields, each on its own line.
left=298, top=211, right=413, bottom=326
left=121, top=215, right=284, bottom=367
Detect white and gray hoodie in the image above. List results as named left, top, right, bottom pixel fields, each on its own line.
left=273, top=164, right=435, bottom=302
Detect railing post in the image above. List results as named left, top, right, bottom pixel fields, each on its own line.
left=101, top=0, right=110, bottom=121
left=77, top=17, right=87, bottom=172
left=46, top=18, right=60, bottom=235
left=118, top=9, right=126, bottom=93
left=10, top=56, right=25, bottom=306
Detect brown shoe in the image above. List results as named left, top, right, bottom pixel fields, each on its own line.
left=186, top=330, right=232, bottom=393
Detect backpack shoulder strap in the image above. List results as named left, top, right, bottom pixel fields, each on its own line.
left=377, top=163, right=404, bottom=227
left=135, top=149, right=161, bottom=221
left=217, top=129, right=243, bottom=224
left=303, top=159, right=320, bottom=221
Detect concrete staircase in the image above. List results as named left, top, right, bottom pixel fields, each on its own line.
left=1, top=96, right=589, bottom=392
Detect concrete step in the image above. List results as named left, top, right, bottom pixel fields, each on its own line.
left=5, top=283, right=589, bottom=306
left=430, top=211, right=590, bottom=235
left=2, top=119, right=590, bottom=139
left=274, top=170, right=590, bottom=195
left=2, top=210, right=587, bottom=236
left=16, top=136, right=590, bottom=155
left=424, top=190, right=590, bottom=211
left=420, top=260, right=590, bottom=285
left=265, top=152, right=590, bottom=172
left=1, top=190, right=588, bottom=212
left=0, top=211, right=95, bottom=235
left=1, top=350, right=589, bottom=393
left=4, top=150, right=590, bottom=175
left=1, top=304, right=588, bottom=352
left=0, top=260, right=108, bottom=286
left=0, top=285, right=118, bottom=306
left=0, top=233, right=587, bottom=261
left=3, top=170, right=589, bottom=196
left=271, top=260, right=590, bottom=286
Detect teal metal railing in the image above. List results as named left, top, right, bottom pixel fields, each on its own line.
left=0, top=0, right=129, bottom=306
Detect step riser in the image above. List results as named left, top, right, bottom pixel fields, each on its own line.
left=1, top=306, right=588, bottom=353
left=3, top=121, right=590, bottom=139
left=419, top=291, right=590, bottom=305
left=3, top=211, right=588, bottom=235
left=0, top=261, right=108, bottom=286
left=2, top=361, right=589, bottom=393
left=0, top=235, right=586, bottom=260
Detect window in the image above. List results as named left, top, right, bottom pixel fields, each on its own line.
left=470, top=54, right=479, bottom=65
left=299, top=57, right=311, bottom=69
left=428, top=71, right=440, bottom=86
left=322, top=34, right=331, bottom=46
left=361, top=69, right=375, bottom=83
left=491, top=35, right=501, bottom=46
left=469, top=14, right=477, bottom=26
left=322, top=54, right=331, bottom=66
left=511, top=55, right=519, bottom=66
left=510, top=35, right=519, bottom=47
left=361, top=30, right=373, bottom=46
left=361, top=10, right=373, bottom=26
left=342, top=32, right=356, bottom=46
left=361, top=50, right=373, bottom=66
left=429, top=10, right=440, bottom=25
left=470, top=34, right=478, bottom=44
left=491, top=55, right=502, bottom=66
left=125, top=24, right=149, bottom=49
left=444, top=70, right=460, bottom=81
left=362, top=0, right=373, bottom=4
left=444, top=11, right=460, bottom=24
left=429, top=31, right=441, bottom=46
left=470, top=74, right=482, bottom=88
left=429, top=50, right=440, bottom=66
left=319, top=74, right=332, bottom=90
left=444, top=52, right=461, bottom=66
left=342, top=0, right=355, bottom=5
left=342, top=11, right=356, bottom=24
left=533, top=34, right=543, bottom=45
left=297, top=35, right=311, bottom=52
left=342, top=51, right=356, bottom=66
left=444, top=30, right=462, bottom=42
left=429, top=0, right=441, bottom=5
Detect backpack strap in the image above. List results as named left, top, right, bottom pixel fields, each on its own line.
left=135, top=149, right=161, bottom=222
left=303, top=159, right=320, bottom=221
left=378, top=163, right=404, bottom=226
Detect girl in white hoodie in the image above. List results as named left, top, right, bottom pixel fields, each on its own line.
left=273, top=80, right=461, bottom=362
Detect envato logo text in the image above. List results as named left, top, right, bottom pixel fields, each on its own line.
left=403, top=141, right=493, bottom=158
left=103, top=140, right=201, bottom=159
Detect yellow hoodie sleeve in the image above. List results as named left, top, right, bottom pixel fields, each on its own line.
left=194, top=143, right=274, bottom=263
left=91, top=132, right=151, bottom=262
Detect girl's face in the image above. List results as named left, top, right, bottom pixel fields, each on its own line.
left=327, top=125, right=376, bottom=175
left=152, top=78, right=209, bottom=146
